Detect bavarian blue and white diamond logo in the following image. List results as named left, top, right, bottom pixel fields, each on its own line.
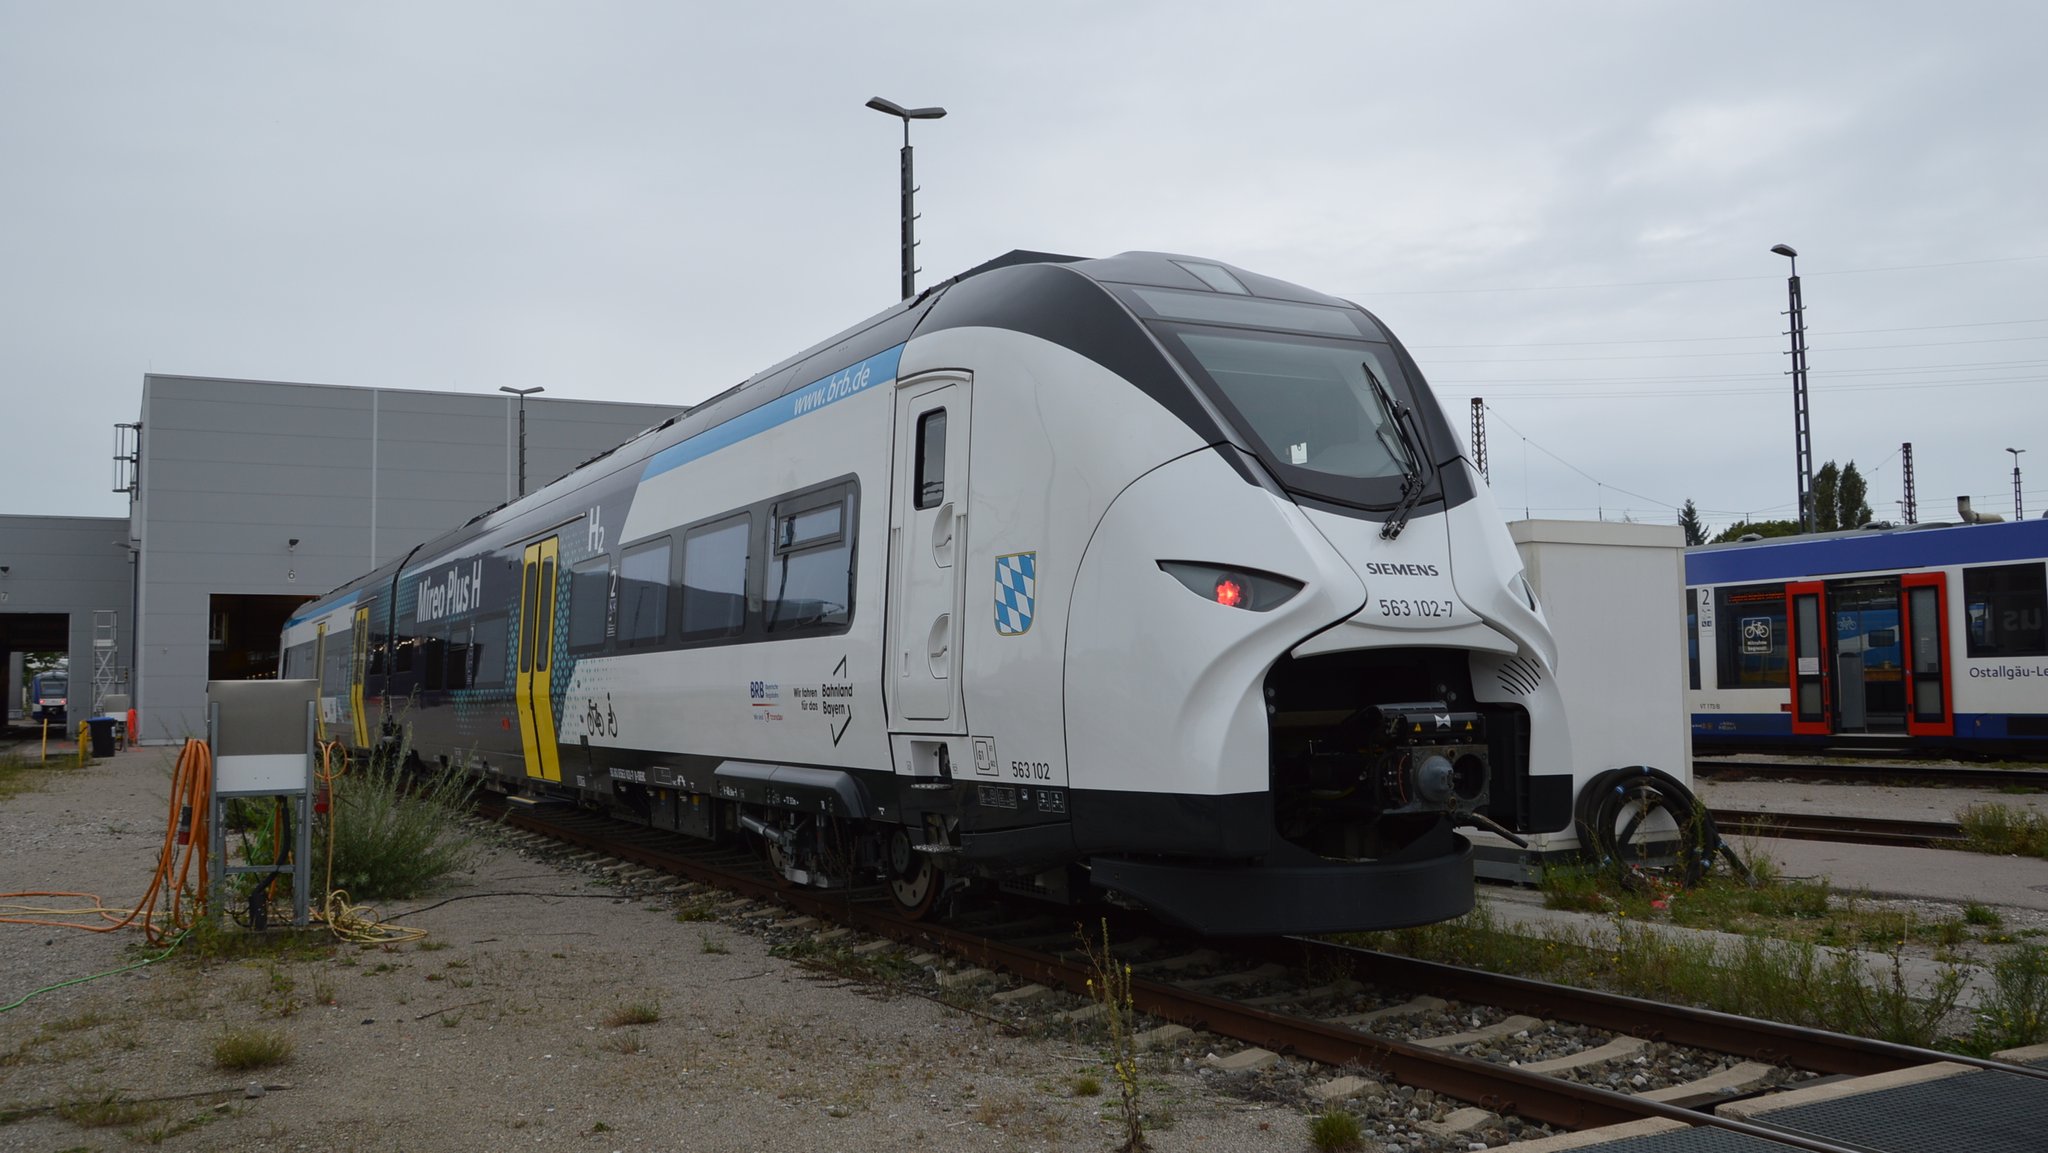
left=994, top=551, right=1036, bottom=636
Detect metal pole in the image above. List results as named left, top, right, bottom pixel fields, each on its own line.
left=2011, top=448, right=2027, bottom=519
left=1469, top=397, right=1488, bottom=483
left=517, top=394, right=528, bottom=497
left=1775, top=247, right=1815, bottom=533
left=1900, top=442, right=1917, bottom=525
left=899, top=123, right=917, bottom=300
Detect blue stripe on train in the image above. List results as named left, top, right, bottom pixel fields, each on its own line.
left=1685, top=519, right=2048, bottom=586
left=1691, top=712, right=2046, bottom=742
left=641, top=344, right=905, bottom=483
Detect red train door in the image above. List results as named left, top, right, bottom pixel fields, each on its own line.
left=1786, top=581, right=1831, bottom=736
left=1901, top=572, right=1954, bottom=737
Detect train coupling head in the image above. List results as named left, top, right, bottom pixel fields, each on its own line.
left=1371, top=703, right=1490, bottom=815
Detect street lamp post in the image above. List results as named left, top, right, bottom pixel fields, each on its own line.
left=2009, top=447, right=2027, bottom=519
left=499, top=386, right=545, bottom=497
left=866, top=96, right=947, bottom=300
left=1773, top=244, right=1815, bottom=533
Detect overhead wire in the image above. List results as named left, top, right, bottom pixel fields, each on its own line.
left=1356, top=252, right=2048, bottom=296
left=1411, top=316, right=2048, bottom=349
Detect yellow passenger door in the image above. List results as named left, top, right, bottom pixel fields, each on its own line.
left=516, top=538, right=565, bottom=783
left=350, top=606, right=371, bottom=748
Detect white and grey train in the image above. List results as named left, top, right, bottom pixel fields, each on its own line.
left=281, top=250, right=1576, bottom=935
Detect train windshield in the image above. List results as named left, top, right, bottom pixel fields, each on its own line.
left=1173, top=330, right=1414, bottom=482
left=1117, top=285, right=1435, bottom=510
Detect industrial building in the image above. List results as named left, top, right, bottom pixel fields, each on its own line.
left=1, top=374, right=678, bottom=742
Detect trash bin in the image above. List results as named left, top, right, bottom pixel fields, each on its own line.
left=87, top=716, right=118, bottom=758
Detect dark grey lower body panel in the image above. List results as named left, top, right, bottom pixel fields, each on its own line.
left=1088, top=838, right=1475, bottom=936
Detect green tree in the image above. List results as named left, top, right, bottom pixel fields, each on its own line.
left=1812, top=462, right=1841, bottom=532
left=1837, top=461, right=1872, bottom=528
left=1711, top=518, right=1802, bottom=544
left=1678, top=499, right=1708, bottom=546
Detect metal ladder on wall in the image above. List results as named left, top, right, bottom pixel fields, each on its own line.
left=91, top=610, right=127, bottom=716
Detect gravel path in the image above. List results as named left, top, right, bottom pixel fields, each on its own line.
left=0, top=747, right=1316, bottom=1152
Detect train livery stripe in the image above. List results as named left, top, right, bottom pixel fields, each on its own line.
left=640, top=345, right=904, bottom=483
left=1687, top=520, right=2048, bottom=586
left=283, top=590, right=359, bottom=637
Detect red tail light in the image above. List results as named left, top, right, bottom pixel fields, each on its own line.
left=1157, top=561, right=1303, bottom=612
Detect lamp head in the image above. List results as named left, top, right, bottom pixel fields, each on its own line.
left=1770, top=244, right=1798, bottom=259
left=288, top=538, right=299, bottom=550
left=866, top=96, right=946, bottom=120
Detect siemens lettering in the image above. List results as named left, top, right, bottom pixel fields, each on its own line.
left=1364, top=562, right=1440, bottom=577
left=416, top=559, right=484, bottom=623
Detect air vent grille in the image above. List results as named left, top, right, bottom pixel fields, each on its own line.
left=1495, top=656, right=1543, bottom=697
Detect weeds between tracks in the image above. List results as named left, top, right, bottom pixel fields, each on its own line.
left=1350, top=897, right=2048, bottom=1051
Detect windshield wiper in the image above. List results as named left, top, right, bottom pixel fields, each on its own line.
left=1364, top=362, right=1427, bottom=540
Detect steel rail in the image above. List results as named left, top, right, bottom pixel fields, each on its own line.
left=485, top=799, right=2034, bottom=1151
left=1709, top=808, right=1965, bottom=848
left=1695, top=759, right=2048, bottom=790
left=1259, top=939, right=2048, bottom=1084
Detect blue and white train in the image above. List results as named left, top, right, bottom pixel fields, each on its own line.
left=1687, top=517, right=2048, bottom=756
left=280, top=250, right=1576, bottom=935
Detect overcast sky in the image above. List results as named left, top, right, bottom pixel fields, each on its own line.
left=4, top=1, right=2043, bottom=537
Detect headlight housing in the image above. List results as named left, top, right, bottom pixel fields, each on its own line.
left=1157, top=561, right=1304, bottom=612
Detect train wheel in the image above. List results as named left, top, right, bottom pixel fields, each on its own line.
left=886, top=829, right=942, bottom=919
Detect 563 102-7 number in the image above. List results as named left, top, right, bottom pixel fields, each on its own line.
left=1376, top=598, right=1455, bottom=619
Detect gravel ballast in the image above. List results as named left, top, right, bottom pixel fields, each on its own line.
left=2, top=746, right=1322, bottom=1152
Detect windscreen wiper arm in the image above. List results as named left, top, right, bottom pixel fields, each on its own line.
left=1364, top=362, right=1427, bottom=540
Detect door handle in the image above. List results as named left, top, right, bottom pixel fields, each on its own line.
left=932, top=504, right=955, bottom=568
left=926, top=613, right=952, bottom=678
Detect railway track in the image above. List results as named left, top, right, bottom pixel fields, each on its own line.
left=477, top=794, right=2045, bottom=1150
left=1695, top=758, right=2048, bottom=791
left=1707, top=808, right=1966, bottom=848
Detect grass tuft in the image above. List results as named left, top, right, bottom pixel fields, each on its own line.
left=1971, top=944, right=2048, bottom=1052
left=0, top=751, right=60, bottom=801
left=1957, top=803, right=2048, bottom=859
left=323, top=734, right=479, bottom=899
left=210, top=1027, right=293, bottom=1071
left=1308, top=1108, right=1364, bottom=1152
left=602, top=1000, right=661, bottom=1028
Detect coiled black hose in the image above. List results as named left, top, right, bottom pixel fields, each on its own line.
left=1574, top=765, right=1749, bottom=888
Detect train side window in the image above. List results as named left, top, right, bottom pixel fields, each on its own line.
left=446, top=622, right=471, bottom=691
left=1714, top=583, right=1788, bottom=689
left=619, top=539, right=671, bottom=646
left=470, top=613, right=509, bottom=688
left=915, top=410, right=946, bottom=510
left=567, top=557, right=612, bottom=653
left=1963, top=563, right=2048, bottom=658
left=681, top=516, right=750, bottom=641
left=518, top=563, right=539, bottom=673
left=423, top=627, right=447, bottom=692
left=766, top=487, right=854, bottom=634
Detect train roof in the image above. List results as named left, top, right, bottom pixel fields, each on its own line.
left=288, top=248, right=1397, bottom=615
left=1684, top=516, right=2048, bottom=586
